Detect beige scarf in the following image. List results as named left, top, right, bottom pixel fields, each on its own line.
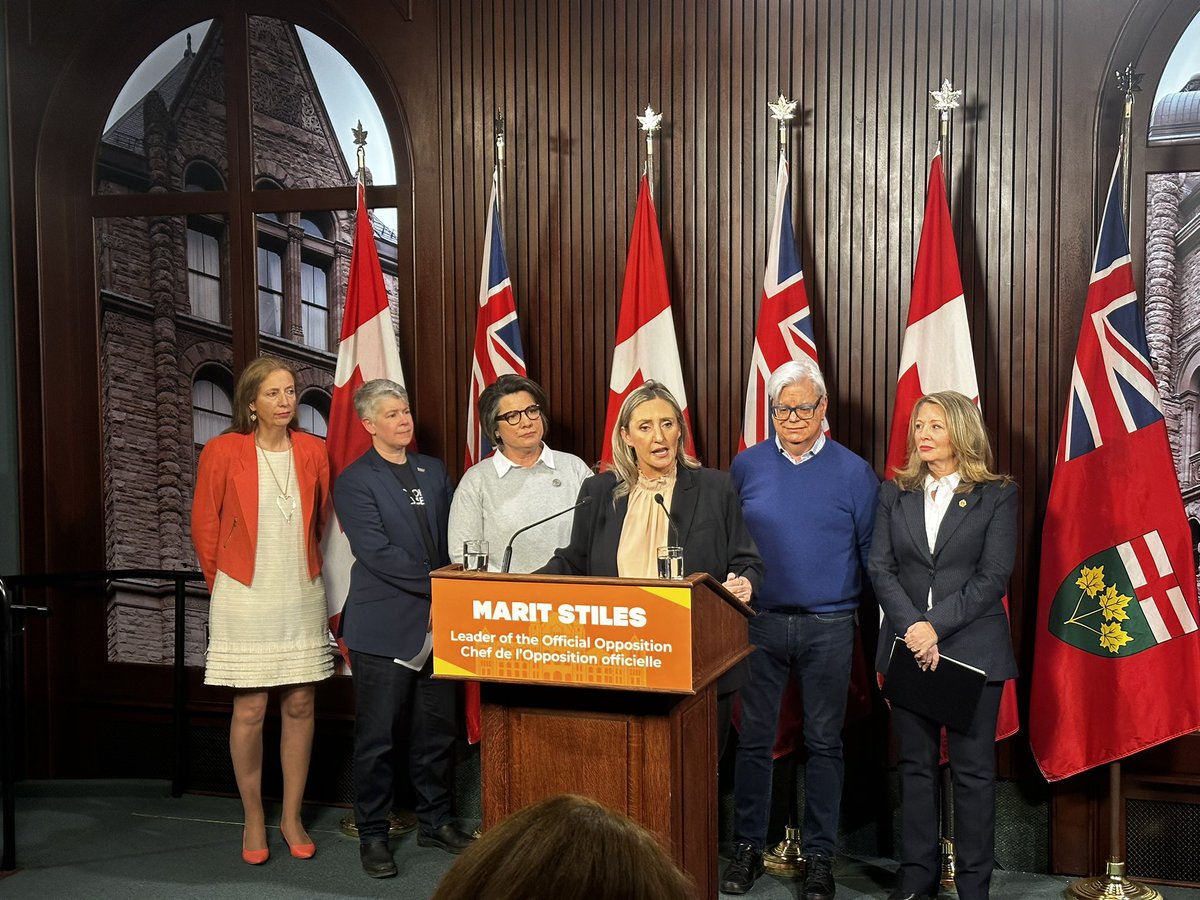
left=616, top=470, right=678, bottom=578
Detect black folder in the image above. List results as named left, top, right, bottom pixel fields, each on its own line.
left=883, top=637, right=987, bottom=733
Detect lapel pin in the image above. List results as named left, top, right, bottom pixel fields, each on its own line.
left=959, top=499, right=967, bottom=508
left=416, top=466, right=426, bottom=473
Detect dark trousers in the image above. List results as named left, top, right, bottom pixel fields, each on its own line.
left=892, top=681, right=1004, bottom=900
left=732, top=609, right=856, bottom=856
left=350, top=650, right=457, bottom=843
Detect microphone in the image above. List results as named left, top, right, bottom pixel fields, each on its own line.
left=653, top=493, right=680, bottom=548
left=501, top=495, right=593, bottom=574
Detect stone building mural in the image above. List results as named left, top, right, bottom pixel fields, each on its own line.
left=97, top=18, right=401, bottom=664
left=1146, top=76, right=1200, bottom=577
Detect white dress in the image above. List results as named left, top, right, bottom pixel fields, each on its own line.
left=204, top=447, right=334, bottom=688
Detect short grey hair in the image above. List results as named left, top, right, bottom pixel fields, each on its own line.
left=354, top=378, right=409, bottom=420
left=766, top=359, right=826, bottom=404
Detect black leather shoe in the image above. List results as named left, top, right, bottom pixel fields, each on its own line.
left=360, top=840, right=397, bottom=878
left=803, top=854, right=836, bottom=899
left=720, top=841, right=764, bottom=894
left=416, top=822, right=476, bottom=854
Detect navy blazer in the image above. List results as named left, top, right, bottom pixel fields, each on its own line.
left=868, top=478, right=1018, bottom=681
left=333, top=447, right=455, bottom=661
left=538, top=467, right=764, bottom=593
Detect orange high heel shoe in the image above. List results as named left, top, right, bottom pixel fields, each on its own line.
left=242, top=831, right=269, bottom=865
left=282, top=828, right=316, bottom=859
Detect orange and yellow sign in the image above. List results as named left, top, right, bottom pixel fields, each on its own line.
left=432, top=574, right=695, bottom=693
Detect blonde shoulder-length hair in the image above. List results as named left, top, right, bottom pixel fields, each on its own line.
left=608, top=381, right=700, bottom=500
left=893, top=391, right=1009, bottom=492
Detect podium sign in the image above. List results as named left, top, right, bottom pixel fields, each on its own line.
left=432, top=572, right=695, bottom=692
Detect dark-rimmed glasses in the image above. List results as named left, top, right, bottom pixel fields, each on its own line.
left=770, top=402, right=822, bottom=422
left=498, top=404, right=543, bottom=426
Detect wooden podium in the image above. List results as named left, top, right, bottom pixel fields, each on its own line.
left=431, top=568, right=753, bottom=899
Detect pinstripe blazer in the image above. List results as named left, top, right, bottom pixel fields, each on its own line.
left=868, top=478, right=1018, bottom=681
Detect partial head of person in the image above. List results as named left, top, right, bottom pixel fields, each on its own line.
left=230, top=356, right=298, bottom=435
left=479, top=374, right=548, bottom=462
left=894, top=390, right=1005, bottom=491
left=431, top=793, right=694, bottom=900
left=766, top=358, right=827, bottom=460
left=354, top=378, right=412, bottom=459
left=609, top=380, right=699, bottom=495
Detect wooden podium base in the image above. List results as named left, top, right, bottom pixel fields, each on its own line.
left=480, top=680, right=720, bottom=899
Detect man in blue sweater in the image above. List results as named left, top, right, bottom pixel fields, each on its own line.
left=721, top=359, right=879, bottom=898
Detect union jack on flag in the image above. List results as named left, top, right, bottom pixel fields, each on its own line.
left=1061, top=163, right=1163, bottom=464
left=1030, top=150, right=1200, bottom=781
left=739, top=155, right=821, bottom=450
left=465, top=167, right=527, bottom=469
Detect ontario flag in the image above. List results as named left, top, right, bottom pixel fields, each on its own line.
left=320, top=180, right=409, bottom=650
left=600, top=175, right=694, bottom=465
left=1029, top=154, right=1200, bottom=781
left=465, top=168, right=527, bottom=469
left=739, top=154, right=821, bottom=450
left=884, top=152, right=1019, bottom=745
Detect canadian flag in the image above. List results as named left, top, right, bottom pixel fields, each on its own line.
left=321, top=181, right=409, bottom=645
left=599, top=175, right=694, bottom=465
left=885, top=152, right=1019, bottom=743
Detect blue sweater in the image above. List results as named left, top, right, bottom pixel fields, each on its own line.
left=730, top=438, right=879, bottom=613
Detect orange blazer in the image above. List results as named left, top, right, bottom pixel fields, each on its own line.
left=191, top=430, right=330, bottom=592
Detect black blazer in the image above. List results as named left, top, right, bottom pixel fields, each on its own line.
left=538, top=467, right=764, bottom=692
left=868, top=478, right=1018, bottom=681
left=539, top=467, right=764, bottom=591
left=333, top=447, right=455, bottom=661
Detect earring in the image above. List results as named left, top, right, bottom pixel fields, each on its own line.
left=250, top=410, right=257, bottom=423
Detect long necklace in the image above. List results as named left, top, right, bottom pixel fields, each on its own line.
left=257, top=440, right=296, bottom=524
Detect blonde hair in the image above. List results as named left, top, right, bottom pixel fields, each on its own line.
left=893, top=391, right=1008, bottom=492
left=608, top=381, right=699, bottom=499
left=229, top=356, right=298, bottom=434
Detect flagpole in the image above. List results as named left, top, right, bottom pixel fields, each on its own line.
left=494, top=107, right=506, bottom=217
left=1065, top=64, right=1159, bottom=900
left=758, top=91, right=807, bottom=882
left=928, top=77, right=964, bottom=891
left=337, top=119, right=419, bottom=843
left=637, top=104, right=663, bottom=200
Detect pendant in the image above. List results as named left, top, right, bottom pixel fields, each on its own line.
left=277, top=493, right=296, bottom=523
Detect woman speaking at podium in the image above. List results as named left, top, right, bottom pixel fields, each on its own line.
left=538, top=380, right=764, bottom=747
left=868, top=391, right=1017, bottom=900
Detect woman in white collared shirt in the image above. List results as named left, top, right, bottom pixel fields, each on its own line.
left=868, top=391, right=1018, bottom=900
left=449, top=375, right=592, bottom=574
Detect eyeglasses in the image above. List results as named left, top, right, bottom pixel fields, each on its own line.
left=498, top=404, right=543, bottom=426
left=771, top=402, right=822, bottom=422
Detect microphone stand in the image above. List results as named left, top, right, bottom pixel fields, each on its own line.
left=500, top=496, right=592, bottom=573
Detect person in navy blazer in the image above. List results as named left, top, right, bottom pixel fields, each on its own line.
left=334, top=378, right=474, bottom=879
left=538, top=381, right=764, bottom=743
left=868, top=391, right=1018, bottom=900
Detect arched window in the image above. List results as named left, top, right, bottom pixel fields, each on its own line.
left=184, top=159, right=225, bottom=192
left=1135, top=2, right=1200, bottom=600
left=298, top=390, right=330, bottom=438
left=192, top=371, right=232, bottom=446
left=92, top=12, right=408, bottom=667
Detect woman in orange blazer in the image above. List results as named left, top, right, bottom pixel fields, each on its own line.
left=191, top=356, right=333, bottom=865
